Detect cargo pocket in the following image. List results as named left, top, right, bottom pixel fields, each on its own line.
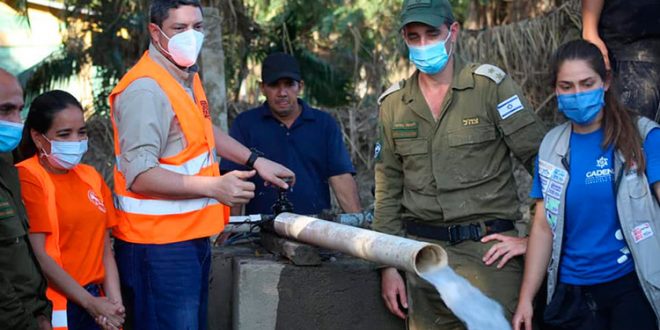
left=447, top=125, right=498, bottom=183
left=628, top=174, right=650, bottom=199
left=394, top=139, right=429, bottom=191
left=623, top=174, right=660, bottom=296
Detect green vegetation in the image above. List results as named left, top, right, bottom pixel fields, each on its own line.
left=14, top=0, right=563, bottom=112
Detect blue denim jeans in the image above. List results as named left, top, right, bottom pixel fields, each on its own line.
left=114, top=238, right=211, bottom=330
left=67, top=284, right=102, bottom=330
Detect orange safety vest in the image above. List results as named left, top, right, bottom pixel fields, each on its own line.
left=17, top=156, right=106, bottom=330
left=109, top=51, right=228, bottom=244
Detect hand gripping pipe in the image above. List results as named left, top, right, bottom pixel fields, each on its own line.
left=273, top=213, right=448, bottom=276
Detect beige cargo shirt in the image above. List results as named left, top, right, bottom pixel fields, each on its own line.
left=112, top=43, right=197, bottom=189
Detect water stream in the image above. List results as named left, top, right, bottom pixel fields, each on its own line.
left=420, top=267, right=512, bottom=330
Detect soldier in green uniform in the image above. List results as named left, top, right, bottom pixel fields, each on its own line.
left=373, top=1, right=547, bottom=329
left=0, top=68, right=52, bottom=329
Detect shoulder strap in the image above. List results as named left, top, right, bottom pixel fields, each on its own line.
left=474, top=64, right=506, bottom=84
left=377, top=80, right=405, bottom=105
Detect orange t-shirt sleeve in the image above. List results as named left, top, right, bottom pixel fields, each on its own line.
left=18, top=169, right=53, bottom=233
left=101, top=180, right=118, bottom=228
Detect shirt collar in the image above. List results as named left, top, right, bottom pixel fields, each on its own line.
left=259, top=99, right=316, bottom=121
left=451, top=56, right=475, bottom=90
left=148, top=43, right=197, bottom=88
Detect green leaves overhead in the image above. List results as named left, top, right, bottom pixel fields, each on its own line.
left=234, top=0, right=402, bottom=108
left=24, top=0, right=150, bottom=114
left=19, top=0, right=554, bottom=112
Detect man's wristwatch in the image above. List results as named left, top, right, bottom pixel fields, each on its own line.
left=245, top=148, right=264, bottom=169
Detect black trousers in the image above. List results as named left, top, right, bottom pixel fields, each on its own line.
left=544, top=272, right=657, bottom=330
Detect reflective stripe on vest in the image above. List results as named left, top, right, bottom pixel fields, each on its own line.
left=116, top=151, right=214, bottom=175
left=115, top=151, right=218, bottom=215
left=159, top=151, right=214, bottom=175
left=109, top=51, right=228, bottom=244
left=116, top=195, right=219, bottom=216
left=51, top=305, right=68, bottom=328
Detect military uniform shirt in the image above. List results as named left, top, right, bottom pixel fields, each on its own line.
left=373, top=57, right=546, bottom=235
left=0, top=155, right=28, bottom=240
left=0, top=155, right=52, bottom=329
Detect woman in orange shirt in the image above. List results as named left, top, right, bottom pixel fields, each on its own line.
left=16, top=90, right=124, bottom=330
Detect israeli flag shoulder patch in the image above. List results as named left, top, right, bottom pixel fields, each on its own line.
left=497, top=95, right=524, bottom=120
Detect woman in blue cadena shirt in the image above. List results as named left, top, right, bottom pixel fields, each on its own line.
left=513, top=40, right=660, bottom=330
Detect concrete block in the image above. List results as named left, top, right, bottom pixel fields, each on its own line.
left=233, top=258, right=285, bottom=330
left=209, top=246, right=404, bottom=330
left=208, top=246, right=270, bottom=330
left=273, top=257, right=403, bottom=330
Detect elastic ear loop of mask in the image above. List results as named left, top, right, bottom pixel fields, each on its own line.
left=156, top=26, right=174, bottom=57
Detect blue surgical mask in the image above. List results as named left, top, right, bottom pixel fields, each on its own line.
left=42, top=135, right=88, bottom=170
left=0, top=120, right=24, bottom=153
left=408, top=30, right=453, bottom=75
left=557, top=87, right=605, bottom=125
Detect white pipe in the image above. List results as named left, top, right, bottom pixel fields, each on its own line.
left=273, top=213, right=447, bottom=276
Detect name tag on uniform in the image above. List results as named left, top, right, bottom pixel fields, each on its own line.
left=392, top=122, right=418, bottom=139
left=497, top=95, right=524, bottom=120
left=462, top=117, right=480, bottom=126
left=0, top=199, right=16, bottom=219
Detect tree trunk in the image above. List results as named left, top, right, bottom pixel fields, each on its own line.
left=200, top=7, right=228, bottom=132
left=464, top=0, right=483, bottom=30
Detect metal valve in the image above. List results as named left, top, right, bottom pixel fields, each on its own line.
left=271, top=177, right=294, bottom=215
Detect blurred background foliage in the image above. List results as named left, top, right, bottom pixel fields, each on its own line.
left=3, top=0, right=580, bottom=208
left=6, top=0, right=568, bottom=112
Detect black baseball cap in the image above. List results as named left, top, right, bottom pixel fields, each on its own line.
left=261, top=52, right=302, bottom=85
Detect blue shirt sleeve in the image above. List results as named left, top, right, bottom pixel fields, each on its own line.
left=325, top=116, right=355, bottom=177
left=644, top=127, right=660, bottom=185
left=220, top=115, right=249, bottom=173
left=530, top=156, right=543, bottom=199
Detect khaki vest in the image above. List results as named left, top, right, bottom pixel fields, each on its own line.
left=537, top=116, right=660, bottom=319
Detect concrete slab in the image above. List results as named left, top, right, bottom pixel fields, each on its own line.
left=208, top=245, right=404, bottom=330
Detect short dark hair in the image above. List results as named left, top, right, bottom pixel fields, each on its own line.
left=150, top=0, right=202, bottom=27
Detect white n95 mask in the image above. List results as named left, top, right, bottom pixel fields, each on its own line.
left=160, top=28, right=204, bottom=68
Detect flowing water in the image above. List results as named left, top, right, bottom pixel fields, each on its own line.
left=420, top=267, right=512, bottom=330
